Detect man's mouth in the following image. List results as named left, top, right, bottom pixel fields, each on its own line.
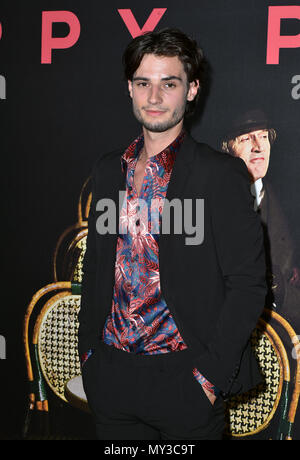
left=144, top=109, right=166, bottom=117
left=250, top=157, right=264, bottom=164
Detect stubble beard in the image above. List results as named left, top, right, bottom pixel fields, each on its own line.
left=132, top=103, right=186, bottom=133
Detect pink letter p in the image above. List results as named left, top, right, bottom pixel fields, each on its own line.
left=41, top=11, right=81, bottom=64
left=266, top=6, right=300, bottom=64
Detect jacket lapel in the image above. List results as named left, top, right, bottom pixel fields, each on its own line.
left=164, top=132, right=196, bottom=201
left=159, top=132, right=197, bottom=278
left=97, top=152, right=126, bottom=276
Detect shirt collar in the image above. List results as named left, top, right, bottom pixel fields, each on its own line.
left=251, top=178, right=264, bottom=210
left=121, top=129, right=186, bottom=174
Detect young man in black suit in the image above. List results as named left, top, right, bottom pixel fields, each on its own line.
left=78, top=28, right=266, bottom=440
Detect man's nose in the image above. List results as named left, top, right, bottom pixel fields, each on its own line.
left=251, top=137, right=263, bottom=152
left=148, top=85, right=163, bottom=105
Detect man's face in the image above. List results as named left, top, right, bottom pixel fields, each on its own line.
left=228, top=129, right=271, bottom=181
left=128, top=54, right=199, bottom=133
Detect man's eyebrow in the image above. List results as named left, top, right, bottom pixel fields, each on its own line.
left=132, top=76, right=183, bottom=82
left=161, top=76, right=183, bottom=81
left=132, top=77, right=149, bottom=81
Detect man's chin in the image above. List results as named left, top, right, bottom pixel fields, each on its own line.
left=250, top=168, right=267, bottom=182
left=141, top=116, right=184, bottom=133
left=142, top=122, right=171, bottom=133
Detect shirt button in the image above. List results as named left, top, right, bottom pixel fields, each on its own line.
left=136, top=219, right=140, bottom=226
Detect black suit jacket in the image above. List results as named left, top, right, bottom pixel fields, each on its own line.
left=78, top=132, right=267, bottom=397
left=259, top=180, right=296, bottom=284
left=259, top=180, right=300, bottom=322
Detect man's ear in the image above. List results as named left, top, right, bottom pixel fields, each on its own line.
left=187, top=79, right=200, bottom=101
left=128, top=80, right=133, bottom=98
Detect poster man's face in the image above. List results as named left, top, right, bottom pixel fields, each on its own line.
left=128, top=54, right=199, bottom=133
left=228, top=129, right=271, bottom=182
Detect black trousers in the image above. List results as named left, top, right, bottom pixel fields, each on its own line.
left=82, top=341, right=225, bottom=440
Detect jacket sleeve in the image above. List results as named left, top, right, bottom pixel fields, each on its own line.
left=78, top=167, right=99, bottom=358
left=194, top=156, right=267, bottom=395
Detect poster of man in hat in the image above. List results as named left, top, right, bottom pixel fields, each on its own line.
left=221, top=109, right=300, bottom=329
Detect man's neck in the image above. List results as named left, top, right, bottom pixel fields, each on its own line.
left=141, top=121, right=184, bottom=160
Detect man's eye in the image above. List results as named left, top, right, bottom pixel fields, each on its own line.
left=164, top=83, right=176, bottom=88
left=240, top=137, right=249, bottom=142
left=136, top=82, right=148, bottom=87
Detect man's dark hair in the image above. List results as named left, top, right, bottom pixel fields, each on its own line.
left=122, top=28, right=204, bottom=117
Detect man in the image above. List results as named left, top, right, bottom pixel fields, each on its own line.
left=221, top=110, right=300, bottom=322
left=78, top=29, right=266, bottom=441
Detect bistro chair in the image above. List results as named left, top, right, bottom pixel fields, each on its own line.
left=23, top=179, right=91, bottom=438
left=225, top=309, right=300, bottom=440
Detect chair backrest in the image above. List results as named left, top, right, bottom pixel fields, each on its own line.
left=34, top=293, right=82, bottom=403
left=226, top=311, right=300, bottom=440
left=30, top=233, right=87, bottom=404
left=225, top=318, right=285, bottom=437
